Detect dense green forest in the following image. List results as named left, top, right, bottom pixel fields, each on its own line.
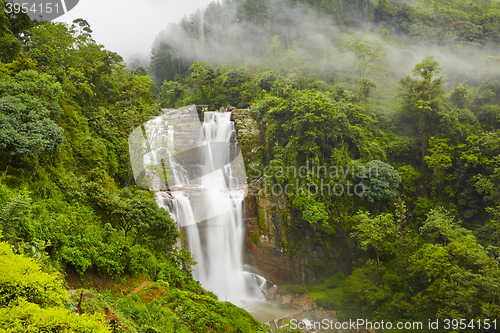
left=0, top=2, right=262, bottom=332
left=2, top=0, right=500, bottom=331
left=148, top=0, right=500, bottom=329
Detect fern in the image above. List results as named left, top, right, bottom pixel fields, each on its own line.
left=0, top=191, right=31, bottom=237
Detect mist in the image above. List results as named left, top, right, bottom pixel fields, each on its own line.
left=150, top=0, right=500, bottom=92
left=57, top=0, right=217, bottom=62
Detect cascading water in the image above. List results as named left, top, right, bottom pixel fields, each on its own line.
left=129, top=105, right=267, bottom=307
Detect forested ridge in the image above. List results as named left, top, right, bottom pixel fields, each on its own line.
left=1, top=0, right=500, bottom=331
left=148, top=0, right=500, bottom=329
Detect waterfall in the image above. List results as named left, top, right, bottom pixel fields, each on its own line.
left=129, top=106, right=267, bottom=306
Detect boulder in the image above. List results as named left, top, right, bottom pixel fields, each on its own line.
left=281, top=295, right=292, bottom=309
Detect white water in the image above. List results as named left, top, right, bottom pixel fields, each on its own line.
left=152, top=110, right=267, bottom=306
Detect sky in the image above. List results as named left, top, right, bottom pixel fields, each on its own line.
left=58, top=0, right=215, bottom=64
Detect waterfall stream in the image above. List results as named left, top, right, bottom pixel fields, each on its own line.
left=130, top=106, right=267, bottom=307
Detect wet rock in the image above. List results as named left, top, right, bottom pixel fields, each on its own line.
left=266, top=286, right=276, bottom=300
left=298, top=294, right=309, bottom=306
left=281, top=295, right=292, bottom=309
left=302, top=303, right=312, bottom=311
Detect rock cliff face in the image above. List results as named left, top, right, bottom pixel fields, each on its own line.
left=232, top=109, right=326, bottom=285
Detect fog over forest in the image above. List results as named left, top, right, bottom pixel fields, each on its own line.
left=149, top=0, right=500, bottom=90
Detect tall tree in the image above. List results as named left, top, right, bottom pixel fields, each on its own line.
left=399, top=56, right=447, bottom=161
left=337, top=32, right=385, bottom=92
left=351, top=211, right=397, bottom=272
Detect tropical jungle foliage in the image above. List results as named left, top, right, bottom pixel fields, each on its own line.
left=147, top=0, right=500, bottom=330
left=0, top=2, right=262, bottom=332
left=2, top=0, right=500, bottom=331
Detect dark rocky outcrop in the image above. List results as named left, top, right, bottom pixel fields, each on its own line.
left=232, top=108, right=331, bottom=285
